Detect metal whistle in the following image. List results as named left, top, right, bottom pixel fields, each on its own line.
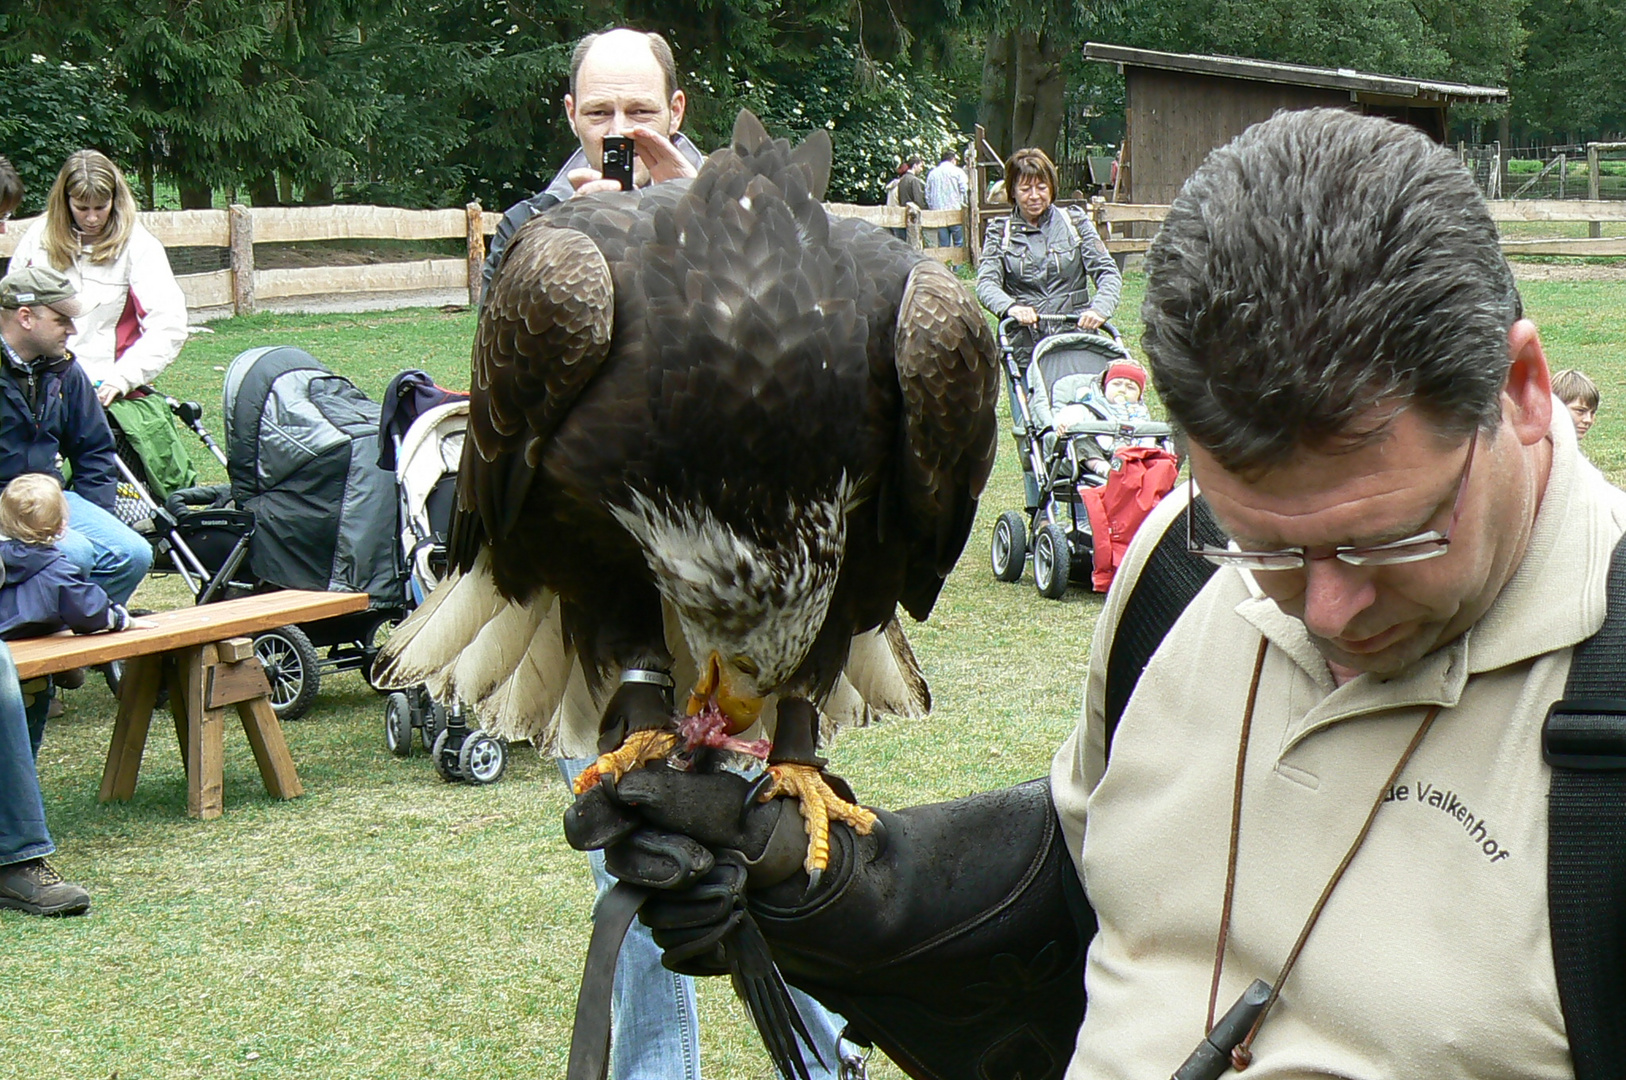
left=1170, top=979, right=1273, bottom=1080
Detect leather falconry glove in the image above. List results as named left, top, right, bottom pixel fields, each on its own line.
left=566, top=767, right=1095, bottom=1080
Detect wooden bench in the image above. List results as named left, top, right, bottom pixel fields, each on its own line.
left=9, top=590, right=369, bottom=819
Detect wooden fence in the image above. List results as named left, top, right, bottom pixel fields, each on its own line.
left=0, top=201, right=977, bottom=316
left=998, top=198, right=1626, bottom=258
left=2, top=194, right=1612, bottom=318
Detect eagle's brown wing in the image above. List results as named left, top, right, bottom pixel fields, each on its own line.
left=452, top=221, right=613, bottom=568
left=893, top=260, right=1000, bottom=619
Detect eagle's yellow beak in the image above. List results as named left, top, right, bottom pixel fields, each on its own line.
left=686, top=651, right=764, bottom=733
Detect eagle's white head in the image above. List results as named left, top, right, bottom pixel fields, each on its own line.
left=610, top=478, right=854, bottom=731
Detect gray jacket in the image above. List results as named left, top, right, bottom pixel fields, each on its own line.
left=975, top=204, right=1122, bottom=325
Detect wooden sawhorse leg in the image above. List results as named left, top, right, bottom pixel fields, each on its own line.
left=99, top=654, right=165, bottom=803
left=178, top=644, right=226, bottom=819
left=209, top=637, right=302, bottom=801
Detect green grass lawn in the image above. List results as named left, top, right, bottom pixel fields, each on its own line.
left=5, top=271, right=1625, bottom=1078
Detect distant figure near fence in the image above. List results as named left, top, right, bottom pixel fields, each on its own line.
left=926, top=149, right=968, bottom=248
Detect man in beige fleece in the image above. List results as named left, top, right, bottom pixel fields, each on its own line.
left=572, top=107, right=1626, bottom=1080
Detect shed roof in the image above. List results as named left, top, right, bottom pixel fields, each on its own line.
left=1083, top=43, right=1507, bottom=104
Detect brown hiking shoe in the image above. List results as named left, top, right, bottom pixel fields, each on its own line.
left=0, top=858, right=91, bottom=916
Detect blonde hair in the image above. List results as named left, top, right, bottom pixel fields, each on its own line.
left=0, top=473, right=68, bottom=545
left=1552, top=368, right=1600, bottom=411
left=41, top=150, right=138, bottom=270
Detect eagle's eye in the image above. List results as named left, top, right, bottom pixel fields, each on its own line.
left=732, top=656, right=760, bottom=678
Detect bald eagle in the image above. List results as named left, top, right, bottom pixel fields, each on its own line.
left=374, top=112, right=998, bottom=869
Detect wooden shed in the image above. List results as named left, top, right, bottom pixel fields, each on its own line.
left=1084, top=43, right=1507, bottom=205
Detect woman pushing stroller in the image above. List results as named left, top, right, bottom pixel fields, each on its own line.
left=976, top=146, right=1122, bottom=355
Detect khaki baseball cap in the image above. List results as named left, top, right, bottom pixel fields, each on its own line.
left=0, top=266, right=84, bottom=318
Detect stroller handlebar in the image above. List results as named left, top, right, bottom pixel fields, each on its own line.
left=997, top=314, right=1123, bottom=349
left=165, top=484, right=234, bottom=516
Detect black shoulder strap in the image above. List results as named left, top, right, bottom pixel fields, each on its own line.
left=1102, top=494, right=1224, bottom=757
left=1544, top=532, right=1626, bottom=1078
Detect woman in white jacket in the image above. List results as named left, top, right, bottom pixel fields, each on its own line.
left=9, top=150, right=188, bottom=407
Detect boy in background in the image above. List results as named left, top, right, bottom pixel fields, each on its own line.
left=1552, top=368, right=1599, bottom=439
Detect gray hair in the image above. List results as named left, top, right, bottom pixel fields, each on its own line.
left=570, top=29, right=679, bottom=102
left=1141, top=108, right=1521, bottom=474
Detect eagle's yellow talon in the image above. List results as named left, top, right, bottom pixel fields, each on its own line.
left=762, top=762, right=877, bottom=876
left=571, top=730, right=679, bottom=795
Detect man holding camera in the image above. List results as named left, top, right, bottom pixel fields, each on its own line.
left=479, top=28, right=704, bottom=305
left=571, top=108, right=1626, bottom=1078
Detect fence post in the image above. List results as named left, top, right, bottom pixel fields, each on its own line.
left=466, top=201, right=485, bottom=306
left=962, top=200, right=974, bottom=264
left=1559, top=153, right=1567, bottom=201
left=1588, top=145, right=1602, bottom=239
left=229, top=204, right=255, bottom=316
left=905, top=205, right=922, bottom=251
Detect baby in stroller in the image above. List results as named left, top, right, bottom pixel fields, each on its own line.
left=1029, top=357, right=1155, bottom=479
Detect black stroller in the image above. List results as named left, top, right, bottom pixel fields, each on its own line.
left=118, top=347, right=407, bottom=720
left=989, top=315, right=1175, bottom=598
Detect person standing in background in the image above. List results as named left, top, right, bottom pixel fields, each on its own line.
left=925, top=148, right=967, bottom=249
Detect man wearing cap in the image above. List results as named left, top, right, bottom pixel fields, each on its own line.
left=0, top=265, right=103, bottom=917
left=0, top=266, right=152, bottom=606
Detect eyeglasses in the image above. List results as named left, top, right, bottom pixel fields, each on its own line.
left=1187, top=428, right=1478, bottom=572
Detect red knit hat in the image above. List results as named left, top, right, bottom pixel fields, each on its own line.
left=1103, top=360, right=1147, bottom=394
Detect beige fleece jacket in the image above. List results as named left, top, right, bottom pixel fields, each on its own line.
left=1053, top=408, right=1626, bottom=1078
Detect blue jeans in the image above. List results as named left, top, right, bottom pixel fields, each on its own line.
left=937, top=223, right=963, bottom=249
left=57, top=491, right=152, bottom=605
left=0, top=642, right=56, bottom=866
left=559, top=757, right=849, bottom=1079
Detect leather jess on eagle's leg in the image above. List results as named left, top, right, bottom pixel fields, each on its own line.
left=567, top=770, right=1093, bottom=1080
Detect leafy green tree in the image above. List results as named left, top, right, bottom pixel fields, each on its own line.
left=975, top=0, right=1105, bottom=161
left=1095, top=0, right=1523, bottom=86
left=1510, top=0, right=1626, bottom=143
left=0, top=57, right=136, bottom=213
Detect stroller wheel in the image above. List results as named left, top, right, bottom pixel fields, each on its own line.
left=253, top=625, right=322, bottom=721
left=385, top=692, right=414, bottom=757
left=458, top=730, right=508, bottom=785
left=431, top=727, right=462, bottom=783
left=1033, top=522, right=1072, bottom=600
left=990, top=511, right=1028, bottom=582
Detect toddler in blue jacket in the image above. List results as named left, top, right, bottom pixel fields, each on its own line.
left=0, top=473, right=135, bottom=640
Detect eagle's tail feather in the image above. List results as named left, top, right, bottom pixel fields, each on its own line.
left=817, top=674, right=874, bottom=743
left=843, top=615, right=931, bottom=720
left=468, top=601, right=574, bottom=744
left=370, top=550, right=504, bottom=693
left=452, top=590, right=551, bottom=705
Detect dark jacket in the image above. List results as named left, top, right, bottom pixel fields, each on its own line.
left=0, top=346, right=120, bottom=511
left=0, top=538, right=127, bottom=640
left=897, top=170, right=926, bottom=209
